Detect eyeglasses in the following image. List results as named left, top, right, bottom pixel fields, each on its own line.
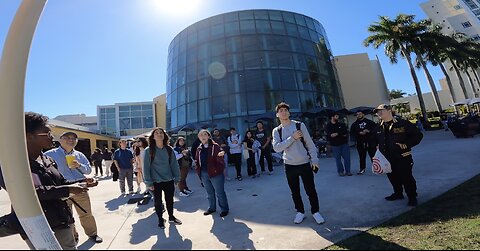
left=35, top=132, right=54, bottom=138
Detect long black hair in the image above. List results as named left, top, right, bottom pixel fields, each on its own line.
left=148, top=127, right=172, bottom=163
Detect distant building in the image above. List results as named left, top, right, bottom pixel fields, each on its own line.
left=421, top=0, right=480, bottom=100
left=334, top=53, right=389, bottom=109
left=97, top=102, right=155, bottom=138
left=53, top=114, right=98, bottom=132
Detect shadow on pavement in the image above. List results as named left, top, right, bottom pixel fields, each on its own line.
left=105, top=195, right=127, bottom=211
left=210, top=214, right=255, bottom=250
left=152, top=224, right=192, bottom=250
left=77, top=240, right=95, bottom=250
left=328, top=231, right=409, bottom=250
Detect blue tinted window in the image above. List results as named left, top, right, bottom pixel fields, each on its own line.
left=187, top=102, right=198, bottom=123
left=177, top=105, right=186, bottom=126
left=254, top=10, right=269, bottom=20
left=242, top=36, right=261, bottom=51
left=224, top=12, right=238, bottom=22
left=210, top=39, right=226, bottom=57
left=256, top=20, right=271, bottom=33
left=244, top=70, right=266, bottom=91
left=239, top=10, right=254, bottom=20
left=271, top=21, right=286, bottom=35
left=212, top=95, right=230, bottom=119
left=178, top=85, right=186, bottom=105
left=298, top=26, right=310, bottom=40
left=269, top=10, right=283, bottom=21
left=247, top=92, right=266, bottom=115
left=187, top=81, right=198, bottom=102
left=285, top=23, right=299, bottom=37
left=240, top=20, right=256, bottom=34
left=282, top=12, right=295, bottom=23
left=305, top=18, right=316, bottom=30
left=280, top=70, right=297, bottom=90
left=211, top=23, right=224, bottom=39
left=294, top=14, right=306, bottom=26
left=283, top=91, right=300, bottom=112
left=225, top=22, right=240, bottom=36
left=198, top=99, right=211, bottom=121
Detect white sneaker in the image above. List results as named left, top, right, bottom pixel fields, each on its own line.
left=136, top=188, right=142, bottom=194
left=313, top=212, right=325, bottom=224
left=185, top=189, right=193, bottom=194
left=293, top=213, right=305, bottom=224
left=179, top=191, right=190, bottom=197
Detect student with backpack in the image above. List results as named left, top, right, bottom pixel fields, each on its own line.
left=272, top=102, right=325, bottom=225
left=143, top=128, right=182, bottom=229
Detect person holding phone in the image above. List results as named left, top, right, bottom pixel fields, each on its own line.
left=272, top=102, right=325, bottom=225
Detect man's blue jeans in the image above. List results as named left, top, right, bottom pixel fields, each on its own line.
left=201, top=171, right=229, bottom=213
left=332, top=144, right=351, bottom=174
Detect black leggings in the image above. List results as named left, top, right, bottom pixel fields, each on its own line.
left=153, top=180, right=175, bottom=220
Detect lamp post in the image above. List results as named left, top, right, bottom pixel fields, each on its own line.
left=0, top=0, right=61, bottom=249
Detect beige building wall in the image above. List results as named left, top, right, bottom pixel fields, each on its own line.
left=334, top=53, right=389, bottom=109
left=421, top=0, right=480, bottom=100
left=154, top=94, right=166, bottom=129
left=391, top=90, right=454, bottom=113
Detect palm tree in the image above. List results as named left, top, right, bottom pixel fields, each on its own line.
left=389, top=89, right=407, bottom=99
left=364, top=14, right=429, bottom=120
left=406, top=19, right=443, bottom=112
left=420, top=27, right=459, bottom=103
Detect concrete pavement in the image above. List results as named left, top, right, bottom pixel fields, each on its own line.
left=1, top=130, right=479, bottom=250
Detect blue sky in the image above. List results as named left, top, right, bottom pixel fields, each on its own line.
left=0, top=0, right=443, bottom=118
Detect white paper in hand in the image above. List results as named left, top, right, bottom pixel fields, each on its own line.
left=372, top=150, right=392, bottom=175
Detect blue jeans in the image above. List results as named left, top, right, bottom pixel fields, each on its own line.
left=201, top=172, right=229, bottom=213
left=332, top=144, right=351, bottom=174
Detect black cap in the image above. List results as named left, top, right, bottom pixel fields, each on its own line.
left=60, top=131, right=78, bottom=138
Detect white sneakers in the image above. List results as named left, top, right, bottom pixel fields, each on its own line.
left=313, top=212, right=325, bottom=224
left=293, top=212, right=326, bottom=224
left=294, top=213, right=305, bottom=224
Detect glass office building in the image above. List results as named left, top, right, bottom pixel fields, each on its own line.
left=166, top=9, right=343, bottom=133
left=98, top=102, right=155, bottom=138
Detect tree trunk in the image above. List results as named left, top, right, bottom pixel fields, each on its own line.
left=420, top=58, right=443, bottom=112
left=470, top=67, right=480, bottom=93
left=465, top=69, right=477, bottom=97
left=439, top=62, right=458, bottom=103
left=451, top=60, right=469, bottom=99
left=401, top=47, right=429, bottom=122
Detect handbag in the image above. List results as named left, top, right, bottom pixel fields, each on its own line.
left=372, top=150, right=392, bottom=175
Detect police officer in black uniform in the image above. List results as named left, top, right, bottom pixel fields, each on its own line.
left=373, top=104, right=423, bottom=206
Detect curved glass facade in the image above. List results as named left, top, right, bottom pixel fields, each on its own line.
left=166, top=9, right=343, bottom=133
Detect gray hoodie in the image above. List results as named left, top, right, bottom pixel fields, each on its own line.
left=272, top=120, right=319, bottom=166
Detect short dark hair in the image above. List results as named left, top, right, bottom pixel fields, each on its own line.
left=25, top=112, right=49, bottom=134
left=256, top=121, right=264, bottom=125
left=275, top=102, right=290, bottom=112
left=230, top=127, right=236, bottom=131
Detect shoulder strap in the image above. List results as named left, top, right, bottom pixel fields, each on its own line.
left=296, top=122, right=311, bottom=159
left=278, top=127, right=283, bottom=142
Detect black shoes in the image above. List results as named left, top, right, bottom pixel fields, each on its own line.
left=89, top=235, right=103, bottom=243
left=385, top=193, right=405, bottom=201
left=169, top=216, right=182, bottom=225
left=158, top=218, right=166, bottom=229
left=408, top=198, right=418, bottom=207
left=203, top=210, right=216, bottom=216
left=357, top=169, right=365, bottom=175
left=220, top=211, right=229, bottom=217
